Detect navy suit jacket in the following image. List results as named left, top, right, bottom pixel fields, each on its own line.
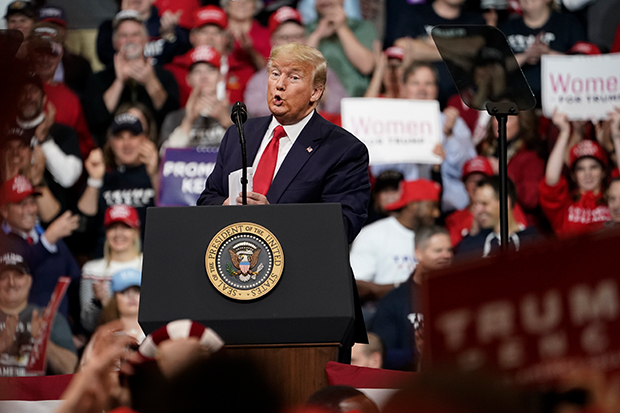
left=197, top=111, right=371, bottom=243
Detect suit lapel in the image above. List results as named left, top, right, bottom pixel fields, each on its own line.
left=268, top=112, right=325, bottom=203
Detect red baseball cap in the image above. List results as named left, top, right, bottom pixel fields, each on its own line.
left=385, top=179, right=441, bottom=211
left=384, top=46, right=404, bottom=61
left=104, top=204, right=140, bottom=229
left=0, top=175, right=39, bottom=206
left=568, top=139, right=608, bottom=170
left=268, top=6, right=303, bottom=35
left=193, top=6, right=227, bottom=30
left=462, top=156, right=494, bottom=180
left=188, top=45, right=221, bottom=69
left=567, top=41, right=601, bottom=56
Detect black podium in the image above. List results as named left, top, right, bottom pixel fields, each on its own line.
left=139, top=203, right=358, bottom=405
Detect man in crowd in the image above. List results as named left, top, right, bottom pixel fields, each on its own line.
left=457, top=176, right=540, bottom=258
left=27, top=22, right=96, bottom=160
left=605, top=178, right=620, bottom=228
left=350, top=179, right=441, bottom=313
left=197, top=43, right=370, bottom=245
left=7, top=75, right=83, bottom=213
left=0, top=175, right=81, bottom=321
left=371, top=226, right=453, bottom=370
left=84, top=10, right=179, bottom=145
left=306, top=0, right=375, bottom=97
left=96, top=0, right=191, bottom=66
left=4, top=0, right=37, bottom=57
left=0, top=249, right=77, bottom=376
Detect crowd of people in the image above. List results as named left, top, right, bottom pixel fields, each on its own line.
left=1, top=0, right=620, bottom=410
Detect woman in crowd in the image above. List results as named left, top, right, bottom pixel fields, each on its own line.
left=98, top=268, right=144, bottom=343
left=478, top=110, right=546, bottom=226
left=80, top=204, right=143, bottom=333
left=539, top=111, right=611, bottom=236
left=78, top=111, right=159, bottom=257
left=499, top=0, right=585, bottom=105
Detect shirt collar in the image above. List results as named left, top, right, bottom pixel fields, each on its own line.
left=267, top=110, right=315, bottom=144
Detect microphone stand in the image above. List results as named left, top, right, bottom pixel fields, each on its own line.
left=232, top=103, right=248, bottom=205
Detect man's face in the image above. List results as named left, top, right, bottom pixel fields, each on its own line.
left=464, top=172, right=486, bottom=202
left=1, top=196, right=39, bottom=233
left=225, top=0, right=255, bottom=22
left=267, top=57, right=323, bottom=125
left=416, top=233, right=453, bottom=272
left=190, top=25, right=226, bottom=52
left=315, top=0, right=343, bottom=16
left=2, top=139, right=32, bottom=173
left=412, top=200, right=440, bottom=227
left=32, top=48, right=63, bottom=81
left=0, top=268, right=32, bottom=309
left=474, top=184, right=499, bottom=229
left=608, top=181, right=620, bottom=223
left=18, top=83, right=45, bottom=121
left=402, top=67, right=438, bottom=101
left=271, top=22, right=305, bottom=47
left=114, top=20, right=147, bottom=56
left=109, top=130, right=146, bottom=166
left=187, top=62, right=220, bottom=92
left=7, top=14, right=35, bottom=37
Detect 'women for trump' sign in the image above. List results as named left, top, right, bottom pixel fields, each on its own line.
left=341, top=98, right=442, bottom=165
left=542, top=54, right=620, bottom=120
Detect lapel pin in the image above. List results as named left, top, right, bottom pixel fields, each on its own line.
left=306, top=146, right=313, bottom=153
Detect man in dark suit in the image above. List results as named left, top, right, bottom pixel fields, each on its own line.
left=197, top=42, right=370, bottom=244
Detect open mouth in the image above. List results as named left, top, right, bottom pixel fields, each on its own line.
left=273, top=95, right=283, bottom=106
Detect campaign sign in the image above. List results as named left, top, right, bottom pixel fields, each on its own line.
left=158, top=147, right=218, bottom=206
left=424, top=229, right=620, bottom=386
left=542, top=54, right=620, bottom=120
left=341, top=98, right=442, bottom=165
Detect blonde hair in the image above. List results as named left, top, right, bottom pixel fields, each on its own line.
left=103, top=227, right=142, bottom=267
left=268, top=43, right=327, bottom=92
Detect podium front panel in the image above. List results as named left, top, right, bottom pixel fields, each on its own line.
left=139, top=203, right=356, bottom=345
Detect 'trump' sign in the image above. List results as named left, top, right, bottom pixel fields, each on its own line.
left=425, top=230, right=620, bottom=385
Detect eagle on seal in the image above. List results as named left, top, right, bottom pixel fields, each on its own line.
left=229, top=248, right=261, bottom=281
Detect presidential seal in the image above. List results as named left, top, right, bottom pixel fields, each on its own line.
left=205, top=222, right=284, bottom=300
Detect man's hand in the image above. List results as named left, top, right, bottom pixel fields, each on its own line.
left=44, top=210, right=80, bottom=245
left=27, top=146, right=46, bottom=186
left=113, top=52, right=130, bottom=83
left=235, top=191, right=270, bottom=205
left=35, top=99, right=56, bottom=143
left=0, top=314, right=18, bottom=353
left=127, top=57, right=157, bottom=86
left=160, top=10, right=181, bottom=36
left=84, top=148, right=106, bottom=180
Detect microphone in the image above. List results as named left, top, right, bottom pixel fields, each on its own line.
left=231, top=101, right=247, bottom=125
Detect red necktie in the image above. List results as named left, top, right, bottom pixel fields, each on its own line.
left=26, top=236, right=34, bottom=246
left=253, top=126, right=287, bottom=195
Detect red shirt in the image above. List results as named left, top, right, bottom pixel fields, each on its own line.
left=43, top=82, right=95, bottom=160
left=226, top=20, right=271, bottom=104
left=164, top=53, right=192, bottom=107
left=539, top=175, right=610, bottom=237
